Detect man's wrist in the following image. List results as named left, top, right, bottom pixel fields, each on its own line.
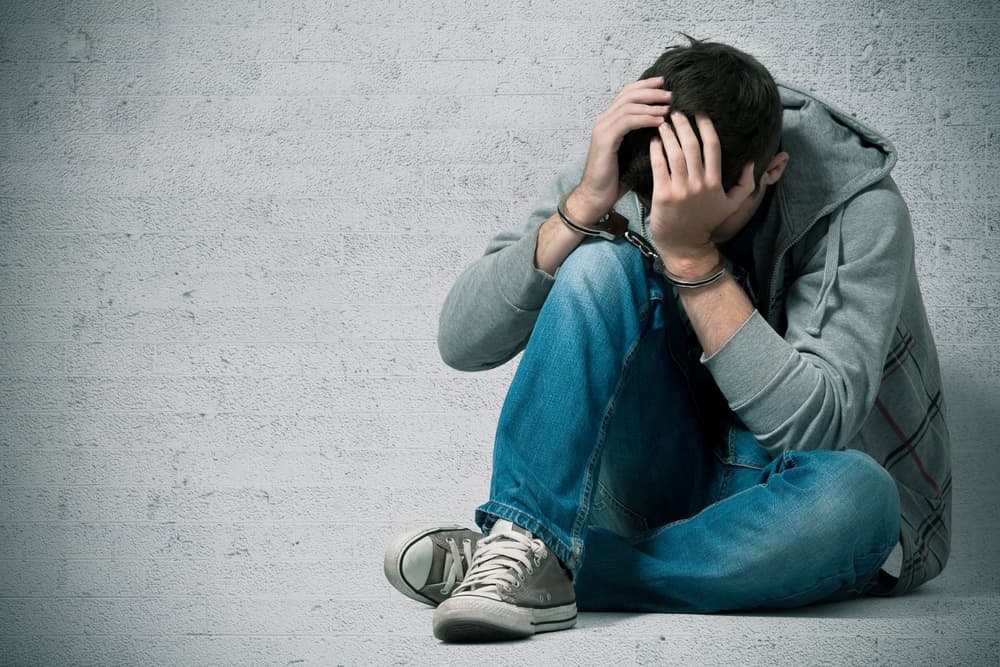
left=658, top=246, right=724, bottom=281
left=535, top=208, right=589, bottom=276
left=562, top=188, right=608, bottom=227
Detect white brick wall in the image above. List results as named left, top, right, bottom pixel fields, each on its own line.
left=1, top=0, right=998, bottom=664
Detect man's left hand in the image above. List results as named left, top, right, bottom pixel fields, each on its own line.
left=647, top=111, right=755, bottom=277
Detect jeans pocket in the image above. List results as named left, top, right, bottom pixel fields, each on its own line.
left=709, top=424, right=774, bottom=504
left=588, top=479, right=650, bottom=539
left=713, top=424, right=772, bottom=470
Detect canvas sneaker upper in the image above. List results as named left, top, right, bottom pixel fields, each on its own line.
left=432, top=519, right=577, bottom=641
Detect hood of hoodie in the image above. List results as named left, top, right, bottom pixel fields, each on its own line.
left=752, top=80, right=898, bottom=326
left=620, top=79, right=898, bottom=325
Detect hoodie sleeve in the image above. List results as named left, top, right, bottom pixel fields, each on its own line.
left=437, top=155, right=588, bottom=371
left=702, top=177, right=915, bottom=456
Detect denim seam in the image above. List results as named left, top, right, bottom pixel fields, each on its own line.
left=625, top=469, right=779, bottom=547
left=569, top=301, right=652, bottom=559
left=567, top=242, right=657, bottom=562
left=629, top=447, right=802, bottom=545
left=720, top=427, right=737, bottom=499
left=568, top=299, right=654, bottom=571
left=714, top=427, right=770, bottom=470
left=714, top=451, right=771, bottom=470
left=596, top=479, right=651, bottom=531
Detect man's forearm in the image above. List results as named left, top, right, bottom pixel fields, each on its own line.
left=534, top=213, right=584, bottom=276
left=676, top=270, right=755, bottom=357
left=533, top=189, right=602, bottom=276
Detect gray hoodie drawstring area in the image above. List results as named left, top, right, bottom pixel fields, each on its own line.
left=806, top=206, right=844, bottom=336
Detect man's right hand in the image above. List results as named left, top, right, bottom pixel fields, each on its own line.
left=534, top=77, right=671, bottom=277
left=570, top=76, right=672, bottom=221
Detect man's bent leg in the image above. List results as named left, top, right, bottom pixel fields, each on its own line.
left=434, top=237, right=719, bottom=640
left=574, top=430, right=902, bottom=613
left=474, top=237, right=710, bottom=576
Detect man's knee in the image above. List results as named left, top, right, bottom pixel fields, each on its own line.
left=844, top=449, right=899, bottom=531
left=556, top=239, right=642, bottom=281
left=814, top=449, right=900, bottom=551
left=552, top=238, right=647, bottom=303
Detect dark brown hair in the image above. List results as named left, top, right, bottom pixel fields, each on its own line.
left=617, top=35, right=783, bottom=200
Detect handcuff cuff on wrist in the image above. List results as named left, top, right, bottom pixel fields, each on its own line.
left=555, top=191, right=728, bottom=289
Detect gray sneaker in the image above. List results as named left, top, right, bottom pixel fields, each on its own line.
left=432, top=519, right=577, bottom=642
left=383, top=524, right=482, bottom=606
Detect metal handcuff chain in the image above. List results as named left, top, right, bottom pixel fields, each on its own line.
left=555, top=191, right=727, bottom=289
left=630, top=195, right=727, bottom=288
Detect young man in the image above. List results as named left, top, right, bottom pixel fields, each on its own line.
left=383, top=38, right=952, bottom=642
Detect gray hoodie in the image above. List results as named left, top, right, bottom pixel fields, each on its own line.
left=438, top=80, right=951, bottom=596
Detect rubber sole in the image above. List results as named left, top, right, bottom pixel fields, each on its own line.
left=383, top=524, right=471, bottom=607
left=433, top=595, right=577, bottom=642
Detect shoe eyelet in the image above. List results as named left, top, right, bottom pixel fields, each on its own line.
left=446, top=537, right=454, bottom=544
left=462, top=538, right=471, bottom=544
left=526, top=567, right=533, bottom=576
left=533, top=557, right=541, bottom=566
left=513, top=580, right=521, bottom=588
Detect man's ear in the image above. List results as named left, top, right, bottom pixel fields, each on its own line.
left=761, top=151, right=790, bottom=186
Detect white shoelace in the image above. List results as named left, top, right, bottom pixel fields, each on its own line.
left=451, top=529, right=547, bottom=596
left=440, top=536, right=475, bottom=596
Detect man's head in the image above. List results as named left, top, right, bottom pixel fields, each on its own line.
left=618, top=36, right=784, bottom=203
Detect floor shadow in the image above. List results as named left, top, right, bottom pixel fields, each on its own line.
left=715, top=583, right=944, bottom=620
left=568, top=582, right=947, bottom=631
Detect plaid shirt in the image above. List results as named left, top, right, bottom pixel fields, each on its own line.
left=850, top=319, right=951, bottom=595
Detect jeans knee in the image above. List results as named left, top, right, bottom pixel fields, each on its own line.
left=783, top=449, right=898, bottom=555
left=553, top=238, right=647, bottom=306
left=835, top=450, right=900, bottom=547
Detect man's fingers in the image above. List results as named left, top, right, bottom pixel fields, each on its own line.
left=604, top=112, right=670, bottom=146
left=648, top=135, right=670, bottom=188
left=614, top=77, right=667, bottom=104
left=695, top=113, right=722, bottom=187
left=670, top=111, right=704, bottom=181
left=657, top=121, right=687, bottom=181
left=620, top=112, right=673, bottom=131
left=618, top=102, right=670, bottom=117
left=610, top=87, right=672, bottom=113
left=623, top=75, right=665, bottom=91
left=727, top=161, right=756, bottom=202
left=604, top=103, right=670, bottom=133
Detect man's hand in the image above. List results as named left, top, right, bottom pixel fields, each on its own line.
left=534, top=76, right=671, bottom=276
left=647, top=111, right=755, bottom=278
left=570, top=76, right=673, bottom=222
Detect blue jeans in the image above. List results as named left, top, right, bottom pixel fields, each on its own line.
left=475, top=237, right=901, bottom=613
